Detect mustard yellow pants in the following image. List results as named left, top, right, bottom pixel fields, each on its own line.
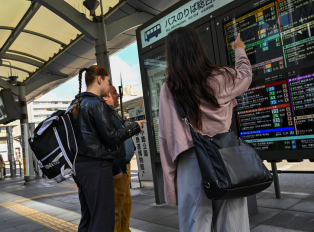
left=114, top=163, right=132, bottom=232
left=0, top=167, right=3, bottom=179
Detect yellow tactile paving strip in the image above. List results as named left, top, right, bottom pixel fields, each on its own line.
left=0, top=190, right=79, bottom=232
left=59, top=184, right=78, bottom=189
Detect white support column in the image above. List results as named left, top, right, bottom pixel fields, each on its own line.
left=19, top=85, right=35, bottom=184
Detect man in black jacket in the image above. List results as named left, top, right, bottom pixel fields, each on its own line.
left=104, top=85, right=140, bottom=232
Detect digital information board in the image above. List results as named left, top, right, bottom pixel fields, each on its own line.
left=223, top=0, right=314, bottom=151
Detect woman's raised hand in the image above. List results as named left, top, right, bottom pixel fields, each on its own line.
left=232, top=33, right=246, bottom=50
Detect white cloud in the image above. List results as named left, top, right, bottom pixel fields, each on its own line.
left=47, top=56, right=142, bottom=99
left=67, top=76, right=87, bottom=96
left=110, top=56, right=142, bottom=91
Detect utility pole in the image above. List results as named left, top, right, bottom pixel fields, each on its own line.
left=6, top=126, right=16, bottom=177
left=119, top=73, right=124, bottom=118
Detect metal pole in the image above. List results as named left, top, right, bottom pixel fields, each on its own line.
left=271, top=162, right=281, bottom=198
left=19, top=84, right=35, bottom=185
left=119, top=73, right=124, bottom=118
left=19, top=161, right=22, bottom=176
left=6, top=126, right=16, bottom=177
left=28, top=123, right=41, bottom=179
left=97, top=0, right=112, bottom=78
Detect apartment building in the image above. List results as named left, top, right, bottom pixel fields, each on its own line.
left=27, top=97, right=73, bottom=126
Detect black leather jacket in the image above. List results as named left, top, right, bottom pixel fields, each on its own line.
left=68, top=92, right=141, bottom=160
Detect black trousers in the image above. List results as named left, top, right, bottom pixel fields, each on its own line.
left=75, top=160, right=114, bottom=232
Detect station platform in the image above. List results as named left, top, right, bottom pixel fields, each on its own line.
left=0, top=173, right=313, bottom=232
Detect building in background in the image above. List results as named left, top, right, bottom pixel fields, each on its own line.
left=123, top=83, right=143, bottom=96
left=0, top=121, right=22, bottom=162
left=27, top=97, right=73, bottom=126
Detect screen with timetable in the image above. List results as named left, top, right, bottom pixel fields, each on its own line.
left=235, top=68, right=314, bottom=151
left=224, top=0, right=314, bottom=76
left=222, top=0, right=314, bottom=151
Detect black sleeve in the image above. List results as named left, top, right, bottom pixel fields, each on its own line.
left=112, top=159, right=122, bottom=176
left=89, top=102, right=141, bottom=148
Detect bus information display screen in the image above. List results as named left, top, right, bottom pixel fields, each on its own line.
left=222, top=0, right=314, bottom=151
left=235, top=67, right=314, bottom=151
left=223, top=0, right=314, bottom=76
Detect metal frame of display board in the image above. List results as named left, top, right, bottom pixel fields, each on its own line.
left=215, top=0, right=314, bottom=162
left=136, top=0, right=314, bottom=203
left=136, top=0, right=239, bottom=56
left=213, top=0, right=314, bottom=198
left=137, top=44, right=165, bottom=204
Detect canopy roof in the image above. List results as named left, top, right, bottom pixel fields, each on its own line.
left=0, top=0, right=179, bottom=102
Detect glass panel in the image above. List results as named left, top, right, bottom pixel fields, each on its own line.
left=143, top=51, right=166, bottom=155
left=199, top=31, right=211, bottom=59
left=0, top=95, right=8, bottom=121
left=0, top=0, right=30, bottom=27
left=10, top=32, right=62, bottom=61
left=0, top=30, right=11, bottom=49
left=25, top=7, right=80, bottom=44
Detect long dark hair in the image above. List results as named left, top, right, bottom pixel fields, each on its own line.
left=165, top=27, right=237, bottom=130
left=73, top=65, right=109, bottom=117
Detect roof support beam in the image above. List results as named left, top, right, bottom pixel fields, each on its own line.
left=33, top=0, right=98, bottom=40
left=25, top=74, right=68, bottom=96
left=2, top=54, right=43, bottom=68
left=25, top=34, right=84, bottom=83
left=0, top=79, right=19, bottom=95
left=8, top=50, right=46, bottom=63
left=0, top=26, right=66, bottom=46
left=2, top=64, right=31, bottom=74
left=106, top=12, right=154, bottom=41
left=0, top=2, right=41, bottom=58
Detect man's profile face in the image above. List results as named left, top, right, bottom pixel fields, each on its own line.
left=109, top=86, right=120, bottom=109
left=103, top=92, right=114, bottom=106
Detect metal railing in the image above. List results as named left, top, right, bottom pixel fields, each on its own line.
left=4, top=160, right=23, bottom=177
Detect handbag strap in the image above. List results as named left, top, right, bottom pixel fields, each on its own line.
left=172, top=96, right=196, bottom=139
left=173, top=94, right=232, bottom=139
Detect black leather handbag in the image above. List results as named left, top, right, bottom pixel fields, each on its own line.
left=174, top=98, right=273, bottom=200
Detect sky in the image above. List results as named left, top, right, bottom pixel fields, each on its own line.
left=39, top=42, right=142, bottom=100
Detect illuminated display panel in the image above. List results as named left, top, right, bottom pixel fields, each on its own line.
left=224, top=0, right=314, bottom=76
left=235, top=67, right=314, bottom=151
left=222, top=0, right=314, bottom=151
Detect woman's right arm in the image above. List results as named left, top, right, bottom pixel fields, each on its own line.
left=90, top=102, right=141, bottom=148
left=218, top=33, right=252, bottom=103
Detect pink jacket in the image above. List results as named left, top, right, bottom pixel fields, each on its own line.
left=158, top=48, right=252, bottom=206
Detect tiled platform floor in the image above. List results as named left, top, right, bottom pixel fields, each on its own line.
left=0, top=173, right=314, bottom=232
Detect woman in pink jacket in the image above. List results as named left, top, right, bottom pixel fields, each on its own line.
left=159, top=27, right=252, bottom=231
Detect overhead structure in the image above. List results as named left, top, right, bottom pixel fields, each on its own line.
left=0, top=0, right=180, bottom=102
left=0, top=0, right=180, bottom=184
